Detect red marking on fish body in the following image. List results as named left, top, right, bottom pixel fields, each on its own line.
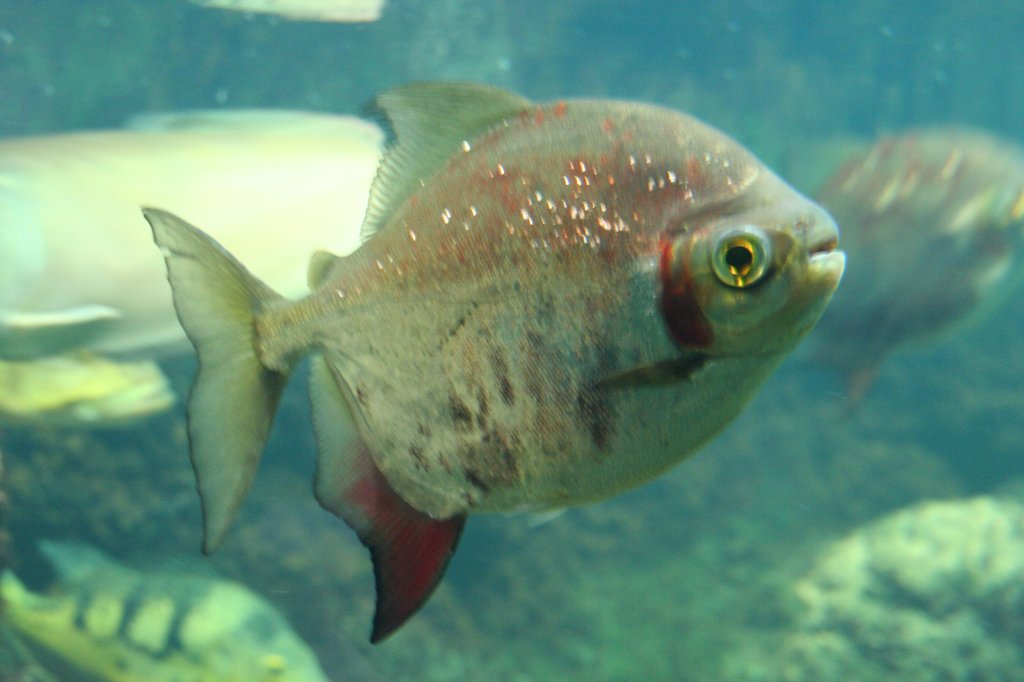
left=658, top=235, right=712, bottom=348
left=553, top=101, right=567, bottom=118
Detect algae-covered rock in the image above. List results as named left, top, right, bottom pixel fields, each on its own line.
left=767, top=496, right=1024, bottom=681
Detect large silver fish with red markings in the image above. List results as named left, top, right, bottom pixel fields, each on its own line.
left=144, top=82, right=844, bottom=643
left=810, top=128, right=1024, bottom=405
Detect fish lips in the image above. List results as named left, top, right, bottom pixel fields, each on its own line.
left=808, top=241, right=846, bottom=289
left=805, top=216, right=846, bottom=291
left=777, top=214, right=846, bottom=341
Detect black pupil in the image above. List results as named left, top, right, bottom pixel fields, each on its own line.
left=726, top=243, right=754, bottom=274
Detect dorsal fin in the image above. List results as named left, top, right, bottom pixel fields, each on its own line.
left=359, top=82, right=532, bottom=242
left=307, top=249, right=343, bottom=289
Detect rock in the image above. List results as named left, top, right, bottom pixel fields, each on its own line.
left=768, top=496, right=1024, bottom=681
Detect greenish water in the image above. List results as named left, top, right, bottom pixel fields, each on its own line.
left=1, top=1, right=1023, bottom=680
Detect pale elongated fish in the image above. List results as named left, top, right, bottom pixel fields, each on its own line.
left=189, top=0, right=384, bottom=22
left=145, top=82, right=844, bottom=642
left=0, top=109, right=382, bottom=361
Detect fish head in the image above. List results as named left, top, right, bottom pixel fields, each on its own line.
left=659, top=190, right=845, bottom=356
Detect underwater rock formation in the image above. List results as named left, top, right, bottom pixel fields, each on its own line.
left=767, top=496, right=1024, bottom=681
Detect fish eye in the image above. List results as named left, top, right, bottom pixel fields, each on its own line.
left=711, top=225, right=772, bottom=288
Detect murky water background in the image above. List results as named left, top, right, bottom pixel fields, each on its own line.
left=1, top=2, right=1022, bottom=680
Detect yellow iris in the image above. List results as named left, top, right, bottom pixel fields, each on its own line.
left=711, top=226, right=771, bottom=288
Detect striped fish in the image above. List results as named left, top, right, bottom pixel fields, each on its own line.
left=2, top=541, right=328, bottom=682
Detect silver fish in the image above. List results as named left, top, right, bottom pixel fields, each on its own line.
left=145, top=82, right=844, bottom=642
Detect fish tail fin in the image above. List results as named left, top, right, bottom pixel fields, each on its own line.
left=143, top=207, right=289, bottom=554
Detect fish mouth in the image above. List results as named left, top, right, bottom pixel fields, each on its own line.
left=809, top=235, right=839, bottom=257
left=806, top=226, right=845, bottom=286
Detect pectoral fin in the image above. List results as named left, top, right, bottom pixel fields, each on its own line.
left=309, top=356, right=465, bottom=643
left=596, top=353, right=709, bottom=390
left=0, top=306, right=121, bottom=359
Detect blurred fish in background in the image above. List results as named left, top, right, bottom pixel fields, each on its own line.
left=188, top=0, right=386, bottom=23
left=0, top=355, right=173, bottom=427
left=805, top=128, right=1024, bottom=406
left=0, top=110, right=382, bottom=426
left=2, top=540, right=329, bottom=682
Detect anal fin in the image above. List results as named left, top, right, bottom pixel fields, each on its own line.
left=309, top=356, right=465, bottom=643
left=352, top=458, right=466, bottom=644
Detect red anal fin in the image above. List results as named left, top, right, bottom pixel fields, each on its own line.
left=315, top=433, right=465, bottom=643
left=309, top=356, right=466, bottom=642
left=354, top=468, right=466, bottom=644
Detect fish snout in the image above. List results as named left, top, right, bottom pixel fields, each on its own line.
left=804, top=208, right=846, bottom=290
